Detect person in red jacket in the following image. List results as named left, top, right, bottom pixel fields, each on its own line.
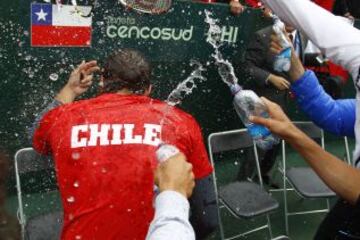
left=31, top=49, right=217, bottom=240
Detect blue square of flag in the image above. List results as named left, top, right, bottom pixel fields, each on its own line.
left=31, top=3, right=52, bottom=26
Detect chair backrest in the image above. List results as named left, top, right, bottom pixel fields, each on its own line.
left=14, top=147, right=57, bottom=239
left=208, top=129, right=254, bottom=154
left=208, top=128, right=264, bottom=185
left=15, top=148, right=55, bottom=175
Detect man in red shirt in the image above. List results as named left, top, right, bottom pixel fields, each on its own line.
left=31, top=49, right=216, bottom=239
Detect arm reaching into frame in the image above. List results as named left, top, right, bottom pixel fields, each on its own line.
left=250, top=97, right=360, bottom=204
left=146, top=153, right=196, bottom=240
left=29, top=61, right=100, bottom=144
left=269, top=32, right=356, bottom=137
left=262, top=0, right=360, bottom=81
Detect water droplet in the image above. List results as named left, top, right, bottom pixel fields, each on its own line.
left=67, top=196, right=75, bottom=203
left=49, top=73, right=59, bottom=81
left=75, top=235, right=82, bottom=240
left=72, top=152, right=80, bottom=160
left=73, top=181, right=79, bottom=188
left=127, top=209, right=132, bottom=212
left=101, top=167, right=107, bottom=173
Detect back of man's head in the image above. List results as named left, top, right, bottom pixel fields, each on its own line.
left=102, top=49, right=151, bottom=94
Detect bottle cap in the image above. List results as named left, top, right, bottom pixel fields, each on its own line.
left=230, top=84, right=242, bottom=95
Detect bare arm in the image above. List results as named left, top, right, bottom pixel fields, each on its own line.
left=29, top=61, right=99, bottom=143
left=250, top=98, right=360, bottom=204
left=288, top=127, right=360, bottom=204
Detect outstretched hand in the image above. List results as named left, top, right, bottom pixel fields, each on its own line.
left=56, top=61, right=100, bottom=104
left=249, top=97, right=299, bottom=140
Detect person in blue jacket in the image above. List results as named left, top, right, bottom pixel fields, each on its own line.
left=267, top=27, right=360, bottom=239
left=270, top=34, right=356, bottom=138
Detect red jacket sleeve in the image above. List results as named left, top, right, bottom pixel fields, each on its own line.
left=33, top=107, right=62, bottom=155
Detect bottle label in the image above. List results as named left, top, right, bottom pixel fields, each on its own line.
left=274, top=47, right=291, bottom=72
left=247, top=123, right=272, bottom=139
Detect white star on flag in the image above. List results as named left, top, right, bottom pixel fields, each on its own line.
left=35, top=8, right=48, bottom=21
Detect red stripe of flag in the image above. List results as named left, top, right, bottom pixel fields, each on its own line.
left=31, top=25, right=91, bottom=47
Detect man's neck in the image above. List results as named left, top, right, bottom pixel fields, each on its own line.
left=116, top=89, right=135, bottom=95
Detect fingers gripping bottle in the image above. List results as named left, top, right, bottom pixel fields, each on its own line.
left=272, top=15, right=292, bottom=72
left=230, top=84, right=279, bottom=150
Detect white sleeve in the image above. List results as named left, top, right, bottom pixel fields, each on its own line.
left=146, top=191, right=195, bottom=240
left=262, top=0, right=360, bottom=80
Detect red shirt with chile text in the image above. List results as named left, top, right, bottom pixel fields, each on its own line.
left=33, top=93, right=213, bottom=240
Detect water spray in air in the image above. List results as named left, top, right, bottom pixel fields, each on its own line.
left=204, top=10, right=279, bottom=150
left=205, top=10, right=238, bottom=87
left=159, top=60, right=206, bottom=134
left=157, top=60, right=206, bottom=163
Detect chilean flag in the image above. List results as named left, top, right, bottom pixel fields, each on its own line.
left=31, top=3, right=92, bottom=47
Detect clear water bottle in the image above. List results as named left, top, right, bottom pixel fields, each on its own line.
left=153, top=143, right=180, bottom=196
left=231, top=84, right=279, bottom=150
left=272, top=16, right=292, bottom=72
left=156, top=143, right=180, bottom=163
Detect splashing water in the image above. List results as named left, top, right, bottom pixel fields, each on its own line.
left=166, top=60, right=206, bottom=106
left=205, top=10, right=238, bottom=87
left=49, top=73, right=59, bottom=81
left=159, top=60, right=206, bottom=141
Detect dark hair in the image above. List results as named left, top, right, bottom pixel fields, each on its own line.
left=102, top=49, right=151, bottom=94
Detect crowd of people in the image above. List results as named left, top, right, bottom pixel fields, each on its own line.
left=1, top=0, right=360, bottom=239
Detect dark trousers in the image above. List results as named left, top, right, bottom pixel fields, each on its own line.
left=237, top=143, right=281, bottom=181
left=189, top=175, right=218, bottom=240
left=315, top=199, right=360, bottom=239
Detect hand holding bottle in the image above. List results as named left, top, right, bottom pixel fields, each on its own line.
left=154, top=151, right=195, bottom=198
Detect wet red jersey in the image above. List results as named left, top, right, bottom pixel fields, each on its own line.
left=33, top=93, right=213, bottom=240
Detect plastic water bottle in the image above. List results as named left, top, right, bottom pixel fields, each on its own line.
left=231, top=84, right=279, bottom=150
left=272, top=16, right=292, bottom=72
left=156, top=143, right=180, bottom=163
left=153, top=143, right=180, bottom=196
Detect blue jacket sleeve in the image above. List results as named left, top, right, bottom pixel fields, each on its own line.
left=291, top=70, right=356, bottom=137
